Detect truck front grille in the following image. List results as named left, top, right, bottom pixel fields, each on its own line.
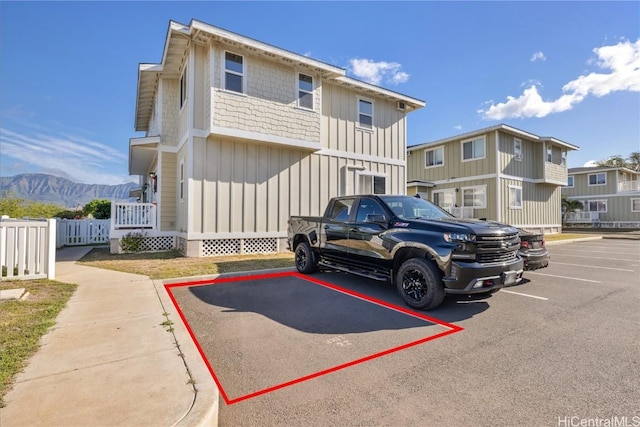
left=475, top=234, right=520, bottom=264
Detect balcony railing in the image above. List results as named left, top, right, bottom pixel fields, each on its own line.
left=565, top=211, right=600, bottom=223
left=111, top=203, right=156, bottom=230
left=618, top=181, right=639, bottom=192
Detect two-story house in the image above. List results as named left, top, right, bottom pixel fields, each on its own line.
left=406, top=124, right=579, bottom=234
left=112, top=19, right=425, bottom=256
left=562, top=166, right=640, bottom=228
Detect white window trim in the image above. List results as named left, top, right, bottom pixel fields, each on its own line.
left=513, top=139, right=522, bottom=161
left=508, top=185, right=523, bottom=209
left=179, top=160, right=185, bottom=202
left=588, top=172, right=607, bottom=186
left=585, top=199, right=607, bottom=213
left=296, top=72, right=314, bottom=111
left=223, top=51, right=246, bottom=95
left=461, top=136, right=486, bottom=162
left=461, top=184, right=487, bottom=209
left=631, top=198, right=640, bottom=212
left=566, top=175, right=574, bottom=188
left=357, top=97, right=374, bottom=132
left=355, top=170, right=387, bottom=195
left=432, top=189, right=456, bottom=209
left=425, top=146, right=444, bottom=169
left=546, top=145, right=553, bottom=163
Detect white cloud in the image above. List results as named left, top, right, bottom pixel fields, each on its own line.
left=583, top=160, right=598, bottom=167
left=479, top=38, right=640, bottom=120
left=349, top=58, right=410, bottom=86
left=530, top=51, right=547, bottom=62
left=0, top=126, right=132, bottom=185
left=453, top=124, right=463, bottom=131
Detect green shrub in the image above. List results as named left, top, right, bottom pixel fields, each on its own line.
left=119, top=231, right=146, bottom=252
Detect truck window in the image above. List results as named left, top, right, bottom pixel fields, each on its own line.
left=327, top=198, right=355, bottom=222
left=355, top=199, right=386, bottom=222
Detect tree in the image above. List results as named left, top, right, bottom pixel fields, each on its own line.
left=0, top=192, right=66, bottom=218
left=82, top=199, right=111, bottom=219
left=561, top=197, right=583, bottom=227
left=596, top=152, right=640, bottom=171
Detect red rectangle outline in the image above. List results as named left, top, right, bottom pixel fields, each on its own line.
left=165, top=271, right=463, bottom=405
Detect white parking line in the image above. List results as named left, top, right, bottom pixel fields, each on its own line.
left=549, top=254, right=636, bottom=262
left=526, top=271, right=601, bottom=283
left=552, top=262, right=635, bottom=272
left=501, top=290, right=549, bottom=300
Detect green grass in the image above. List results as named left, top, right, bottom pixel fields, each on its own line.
left=78, top=248, right=294, bottom=280
left=0, top=279, right=77, bottom=407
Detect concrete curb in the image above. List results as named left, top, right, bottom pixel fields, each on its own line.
left=545, top=236, right=604, bottom=246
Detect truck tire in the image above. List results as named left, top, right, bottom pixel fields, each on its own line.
left=396, top=258, right=445, bottom=310
left=294, top=241, right=317, bottom=274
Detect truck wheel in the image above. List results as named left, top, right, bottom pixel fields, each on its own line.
left=396, top=258, right=445, bottom=310
left=294, top=241, right=317, bottom=274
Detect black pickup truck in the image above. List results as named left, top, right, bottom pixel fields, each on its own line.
left=287, top=195, right=524, bottom=310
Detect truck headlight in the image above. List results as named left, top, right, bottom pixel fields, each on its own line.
left=444, top=232, right=476, bottom=243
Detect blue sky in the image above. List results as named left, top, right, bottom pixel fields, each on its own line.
left=1, top=1, right=638, bottom=185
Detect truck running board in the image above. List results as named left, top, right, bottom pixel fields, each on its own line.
left=318, top=261, right=389, bottom=282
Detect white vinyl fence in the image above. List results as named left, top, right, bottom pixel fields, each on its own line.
left=0, top=218, right=56, bottom=280
left=57, top=219, right=110, bottom=247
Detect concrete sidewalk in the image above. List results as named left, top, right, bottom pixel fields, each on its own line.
left=1, top=246, right=218, bottom=427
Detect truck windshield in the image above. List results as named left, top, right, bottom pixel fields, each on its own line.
left=380, top=196, right=454, bottom=220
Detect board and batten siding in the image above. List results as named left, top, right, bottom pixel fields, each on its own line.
left=408, top=132, right=497, bottom=183
left=500, top=178, right=561, bottom=228
left=189, top=136, right=404, bottom=236
left=564, top=170, right=618, bottom=197
left=322, top=83, right=406, bottom=161
left=160, top=151, right=177, bottom=232
left=499, top=133, right=539, bottom=179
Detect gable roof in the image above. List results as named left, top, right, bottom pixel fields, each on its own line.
left=135, top=19, right=425, bottom=131
left=407, top=123, right=580, bottom=152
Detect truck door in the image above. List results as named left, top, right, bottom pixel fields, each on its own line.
left=320, top=198, right=355, bottom=263
left=348, top=198, right=393, bottom=270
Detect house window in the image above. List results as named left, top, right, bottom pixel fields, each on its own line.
left=585, top=200, right=607, bottom=212
left=561, top=149, right=567, bottom=166
left=179, top=66, right=187, bottom=109
left=462, top=136, right=485, bottom=161
left=224, top=52, right=244, bottom=94
left=588, top=173, right=607, bottom=186
left=425, top=147, right=444, bottom=168
left=547, top=146, right=553, bottom=162
left=567, top=176, right=574, bottom=188
left=297, top=73, right=313, bottom=110
left=513, top=139, right=522, bottom=161
left=358, top=98, right=373, bottom=130
left=179, top=161, right=184, bottom=201
left=632, top=199, right=640, bottom=212
left=357, top=172, right=386, bottom=195
left=462, top=185, right=487, bottom=208
left=509, top=186, right=523, bottom=209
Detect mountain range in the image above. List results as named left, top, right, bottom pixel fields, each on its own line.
left=1, top=174, right=139, bottom=208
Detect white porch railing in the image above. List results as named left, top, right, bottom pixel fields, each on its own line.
left=448, top=207, right=475, bottom=219
left=111, top=203, right=156, bottom=230
left=0, top=218, right=56, bottom=280
left=565, top=211, right=600, bottom=223
left=618, top=181, right=639, bottom=192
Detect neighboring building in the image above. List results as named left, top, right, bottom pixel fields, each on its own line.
left=406, top=124, right=579, bottom=233
left=562, top=166, right=640, bottom=228
left=113, top=19, right=425, bottom=256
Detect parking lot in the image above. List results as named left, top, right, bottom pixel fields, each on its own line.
left=168, top=238, right=639, bottom=426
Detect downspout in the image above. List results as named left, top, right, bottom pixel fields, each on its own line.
left=495, top=130, right=502, bottom=222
